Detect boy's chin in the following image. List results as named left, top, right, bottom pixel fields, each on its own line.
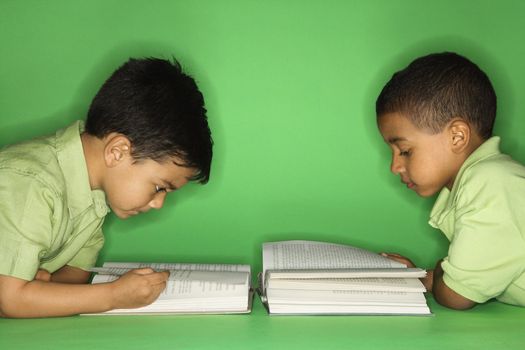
left=111, top=208, right=139, bottom=219
left=413, top=187, right=439, bottom=197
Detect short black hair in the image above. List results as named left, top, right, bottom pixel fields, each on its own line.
left=376, top=52, right=497, bottom=140
left=85, top=57, right=213, bottom=184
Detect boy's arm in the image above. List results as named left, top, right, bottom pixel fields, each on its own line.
left=431, top=260, right=477, bottom=310
left=383, top=253, right=477, bottom=309
left=0, top=268, right=169, bottom=318
left=50, top=265, right=92, bottom=284
left=33, top=266, right=95, bottom=284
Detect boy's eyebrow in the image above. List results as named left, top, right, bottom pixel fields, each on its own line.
left=163, top=180, right=178, bottom=190
left=387, top=136, right=408, bottom=144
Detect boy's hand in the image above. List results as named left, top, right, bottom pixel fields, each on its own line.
left=381, top=253, right=434, bottom=291
left=380, top=252, right=416, bottom=268
left=0, top=268, right=168, bottom=318
left=110, top=268, right=170, bottom=309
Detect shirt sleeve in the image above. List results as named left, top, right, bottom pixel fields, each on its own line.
left=441, top=164, right=525, bottom=303
left=0, top=170, right=57, bottom=281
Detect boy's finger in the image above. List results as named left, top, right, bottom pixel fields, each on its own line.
left=147, top=271, right=170, bottom=284
left=131, top=267, right=156, bottom=275
left=381, top=252, right=403, bottom=258
left=151, top=280, right=168, bottom=293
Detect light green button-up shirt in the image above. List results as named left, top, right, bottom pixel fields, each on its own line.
left=429, top=136, right=525, bottom=306
left=0, top=121, right=109, bottom=281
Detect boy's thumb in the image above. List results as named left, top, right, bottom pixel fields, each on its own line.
left=132, top=267, right=156, bottom=275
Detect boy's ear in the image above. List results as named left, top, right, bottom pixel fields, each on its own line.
left=448, top=119, right=471, bottom=154
left=103, top=134, right=132, bottom=167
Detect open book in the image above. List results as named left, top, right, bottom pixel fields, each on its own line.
left=260, top=240, right=431, bottom=315
left=86, top=262, right=252, bottom=315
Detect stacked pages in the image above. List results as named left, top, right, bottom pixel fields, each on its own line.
left=260, top=240, right=431, bottom=315
left=87, top=262, right=252, bottom=315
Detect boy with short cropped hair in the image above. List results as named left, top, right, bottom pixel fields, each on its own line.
left=0, top=57, right=213, bottom=318
left=376, top=52, right=525, bottom=310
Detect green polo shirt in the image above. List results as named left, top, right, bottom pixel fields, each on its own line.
left=0, top=121, right=109, bottom=281
left=429, top=136, right=525, bottom=306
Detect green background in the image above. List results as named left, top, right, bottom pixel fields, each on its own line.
left=1, top=0, right=525, bottom=271
left=1, top=1, right=524, bottom=349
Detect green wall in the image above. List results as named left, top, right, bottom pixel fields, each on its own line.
left=1, top=0, right=524, bottom=273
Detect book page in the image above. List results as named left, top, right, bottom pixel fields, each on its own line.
left=101, top=261, right=250, bottom=272
left=267, top=276, right=426, bottom=292
left=263, top=241, right=405, bottom=277
left=261, top=241, right=431, bottom=316
left=269, top=303, right=431, bottom=315
left=92, top=262, right=250, bottom=298
left=92, top=273, right=248, bottom=300
left=266, top=288, right=428, bottom=305
left=90, top=266, right=248, bottom=285
left=90, top=264, right=250, bottom=316
left=266, top=268, right=426, bottom=279
left=87, top=262, right=252, bottom=314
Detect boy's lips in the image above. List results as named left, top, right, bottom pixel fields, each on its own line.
left=401, top=179, right=415, bottom=189
left=129, top=208, right=150, bottom=215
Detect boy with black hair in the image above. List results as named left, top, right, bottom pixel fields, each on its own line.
left=376, top=52, right=525, bottom=310
left=0, top=58, right=213, bottom=317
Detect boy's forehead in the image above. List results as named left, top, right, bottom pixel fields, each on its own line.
left=378, top=113, right=415, bottom=141
left=137, top=157, right=196, bottom=179
left=379, top=112, right=444, bottom=147
left=385, top=136, right=409, bottom=144
left=163, top=159, right=197, bottom=177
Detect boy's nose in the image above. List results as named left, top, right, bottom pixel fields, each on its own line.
left=390, top=154, right=405, bottom=175
left=149, top=192, right=167, bottom=210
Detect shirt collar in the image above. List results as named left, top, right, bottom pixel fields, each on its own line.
left=429, top=136, right=501, bottom=228
left=55, top=121, right=109, bottom=218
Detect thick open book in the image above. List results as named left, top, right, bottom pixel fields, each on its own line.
left=85, top=262, right=252, bottom=315
left=260, top=240, right=431, bottom=315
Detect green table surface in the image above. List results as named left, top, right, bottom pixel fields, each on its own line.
left=1, top=296, right=523, bottom=350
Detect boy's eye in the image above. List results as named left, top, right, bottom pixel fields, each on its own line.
left=155, top=185, right=167, bottom=193
left=399, top=150, right=411, bottom=157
